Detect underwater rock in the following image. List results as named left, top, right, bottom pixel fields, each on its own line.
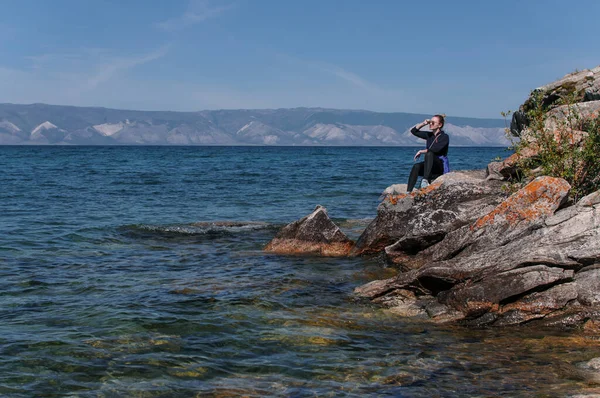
left=566, top=357, right=600, bottom=385
left=264, top=205, right=354, bottom=256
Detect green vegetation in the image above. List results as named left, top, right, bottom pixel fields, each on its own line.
left=508, top=90, right=600, bottom=201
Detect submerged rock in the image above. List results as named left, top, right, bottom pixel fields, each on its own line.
left=566, top=357, right=600, bottom=385
left=264, top=205, right=354, bottom=256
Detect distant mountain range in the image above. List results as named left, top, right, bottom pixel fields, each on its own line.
left=0, top=103, right=510, bottom=146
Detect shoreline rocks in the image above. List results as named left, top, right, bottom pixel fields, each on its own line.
left=265, top=66, right=600, bottom=330
left=510, top=66, right=600, bottom=137
left=264, top=171, right=600, bottom=329
left=353, top=169, right=507, bottom=262
left=264, top=205, right=354, bottom=256
left=353, top=174, right=600, bottom=328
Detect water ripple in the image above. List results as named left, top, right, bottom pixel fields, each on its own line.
left=2, top=146, right=594, bottom=396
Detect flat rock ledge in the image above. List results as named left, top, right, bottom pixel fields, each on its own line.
left=264, top=205, right=354, bottom=256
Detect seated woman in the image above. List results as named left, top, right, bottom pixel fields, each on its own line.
left=407, top=114, right=450, bottom=192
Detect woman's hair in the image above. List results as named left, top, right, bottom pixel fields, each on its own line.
left=434, top=114, right=446, bottom=128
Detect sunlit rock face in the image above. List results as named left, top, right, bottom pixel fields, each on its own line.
left=355, top=176, right=600, bottom=329
left=264, top=205, right=354, bottom=256
left=352, top=169, right=507, bottom=259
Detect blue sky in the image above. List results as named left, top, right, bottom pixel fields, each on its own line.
left=0, top=0, right=598, bottom=118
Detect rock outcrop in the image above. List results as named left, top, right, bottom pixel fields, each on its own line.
left=351, top=67, right=600, bottom=329
left=505, top=66, right=600, bottom=181
left=420, top=176, right=571, bottom=264
left=264, top=205, right=354, bottom=256
left=511, top=66, right=600, bottom=137
left=355, top=180, right=600, bottom=328
left=352, top=169, right=508, bottom=262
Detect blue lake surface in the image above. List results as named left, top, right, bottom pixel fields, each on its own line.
left=1, top=145, right=599, bottom=396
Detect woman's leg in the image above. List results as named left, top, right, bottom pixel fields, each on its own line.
left=407, top=162, right=424, bottom=192
left=423, top=152, right=444, bottom=183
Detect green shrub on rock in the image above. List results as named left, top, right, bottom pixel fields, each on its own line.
left=511, top=89, right=600, bottom=201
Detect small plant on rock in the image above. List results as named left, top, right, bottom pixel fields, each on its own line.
left=512, top=90, right=600, bottom=201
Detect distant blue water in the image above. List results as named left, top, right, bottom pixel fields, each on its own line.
left=1, top=146, right=596, bottom=396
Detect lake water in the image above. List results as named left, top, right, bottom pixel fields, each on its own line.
left=2, top=145, right=600, bottom=397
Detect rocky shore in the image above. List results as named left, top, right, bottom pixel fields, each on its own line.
left=264, top=66, right=600, bottom=330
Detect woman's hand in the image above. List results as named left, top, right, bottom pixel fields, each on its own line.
left=414, top=149, right=427, bottom=161
left=417, top=119, right=430, bottom=129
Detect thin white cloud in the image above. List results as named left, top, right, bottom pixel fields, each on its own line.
left=156, top=0, right=234, bottom=32
left=275, top=53, right=402, bottom=97
left=0, top=45, right=170, bottom=107
left=26, top=52, right=89, bottom=71
left=82, top=45, right=170, bottom=91
left=0, top=47, right=426, bottom=114
left=317, top=63, right=380, bottom=93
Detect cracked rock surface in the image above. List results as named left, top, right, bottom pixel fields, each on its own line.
left=355, top=176, right=600, bottom=328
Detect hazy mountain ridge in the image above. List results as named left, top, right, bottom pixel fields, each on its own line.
left=0, top=103, right=510, bottom=146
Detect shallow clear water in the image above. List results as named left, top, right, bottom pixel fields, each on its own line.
left=2, top=146, right=600, bottom=397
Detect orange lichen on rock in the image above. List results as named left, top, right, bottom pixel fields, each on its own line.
left=471, top=176, right=570, bottom=231
left=413, top=180, right=443, bottom=197
left=384, top=181, right=443, bottom=204
left=502, top=145, right=539, bottom=167
left=264, top=238, right=353, bottom=256
left=500, top=299, right=557, bottom=315
left=385, top=193, right=408, bottom=205
left=550, top=128, right=588, bottom=146
left=264, top=205, right=355, bottom=257
left=459, top=301, right=499, bottom=315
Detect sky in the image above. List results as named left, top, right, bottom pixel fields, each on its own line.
left=0, top=0, right=598, bottom=118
